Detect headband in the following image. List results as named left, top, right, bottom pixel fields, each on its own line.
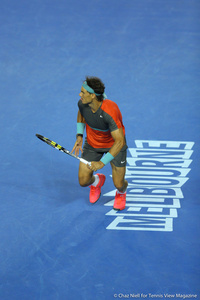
left=82, top=81, right=102, bottom=96
left=82, top=81, right=107, bottom=99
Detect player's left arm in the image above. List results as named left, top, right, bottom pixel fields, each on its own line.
left=108, top=127, right=126, bottom=157
left=88, top=127, right=125, bottom=172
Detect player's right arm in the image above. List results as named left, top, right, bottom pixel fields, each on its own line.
left=77, top=109, right=86, bottom=123
left=71, top=110, right=86, bottom=156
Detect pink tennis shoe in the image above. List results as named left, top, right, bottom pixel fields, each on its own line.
left=89, top=173, right=106, bottom=203
left=113, top=191, right=126, bottom=210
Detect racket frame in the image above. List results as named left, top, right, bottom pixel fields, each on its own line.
left=36, top=134, right=90, bottom=166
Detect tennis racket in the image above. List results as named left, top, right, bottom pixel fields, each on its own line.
left=36, top=134, right=90, bottom=165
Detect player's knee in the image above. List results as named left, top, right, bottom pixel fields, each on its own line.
left=78, top=175, right=90, bottom=187
left=78, top=176, right=86, bottom=187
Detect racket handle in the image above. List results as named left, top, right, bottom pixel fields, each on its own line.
left=80, top=158, right=91, bottom=166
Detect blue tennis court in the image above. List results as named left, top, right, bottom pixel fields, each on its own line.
left=0, top=0, right=200, bottom=299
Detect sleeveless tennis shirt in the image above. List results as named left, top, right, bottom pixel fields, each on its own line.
left=78, top=99, right=125, bottom=149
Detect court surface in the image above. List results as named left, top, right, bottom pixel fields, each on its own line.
left=0, top=0, right=200, bottom=299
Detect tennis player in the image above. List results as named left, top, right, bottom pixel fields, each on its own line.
left=71, top=76, right=128, bottom=210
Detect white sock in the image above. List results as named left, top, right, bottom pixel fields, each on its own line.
left=91, top=175, right=100, bottom=187
left=117, top=190, right=126, bottom=194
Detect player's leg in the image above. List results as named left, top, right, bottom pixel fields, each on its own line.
left=78, top=140, right=105, bottom=203
left=111, top=163, right=128, bottom=210
left=110, top=163, right=128, bottom=192
left=78, top=161, right=94, bottom=187
left=78, top=161, right=105, bottom=203
left=110, top=145, right=128, bottom=210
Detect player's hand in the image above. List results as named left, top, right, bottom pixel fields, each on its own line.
left=87, top=161, right=104, bottom=172
left=71, top=136, right=83, bottom=156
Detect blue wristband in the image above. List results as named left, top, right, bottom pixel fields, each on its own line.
left=77, top=123, right=85, bottom=135
left=100, top=152, right=114, bottom=165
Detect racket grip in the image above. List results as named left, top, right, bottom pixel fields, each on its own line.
left=80, top=158, right=91, bottom=166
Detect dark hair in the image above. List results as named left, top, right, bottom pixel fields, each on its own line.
left=85, top=76, right=105, bottom=102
